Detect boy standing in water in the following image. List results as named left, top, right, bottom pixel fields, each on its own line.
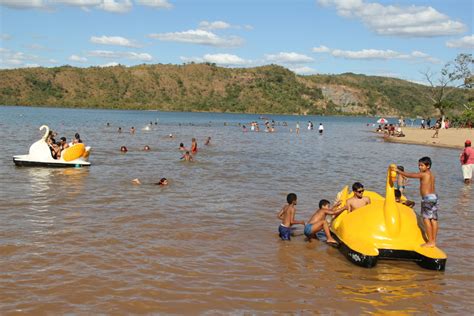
left=277, top=193, right=305, bottom=241
left=304, top=199, right=341, bottom=244
left=397, top=157, right=438, bottom=247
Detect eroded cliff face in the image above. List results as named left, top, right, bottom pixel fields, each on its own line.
left=316, top=84, right=398, bottom=115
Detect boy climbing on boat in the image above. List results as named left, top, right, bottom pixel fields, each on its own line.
left=277, top=193, right=305, bottom=241
left=304, top=199, right=341, bottom=244
left=396, top=157, right=438, bottom=248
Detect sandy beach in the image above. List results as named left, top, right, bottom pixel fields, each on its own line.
left=382, top=127, right=474, bottom=149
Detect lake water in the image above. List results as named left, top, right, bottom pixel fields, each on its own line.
left=0, top=106, right=472, bottom=314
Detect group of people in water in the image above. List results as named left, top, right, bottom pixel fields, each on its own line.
left=47, top=131, right=83, bottom=159
left=278, top=156, right=440, bottom=248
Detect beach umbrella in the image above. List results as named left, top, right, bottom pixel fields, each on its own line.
left=377, top=118, right=388, bottom=124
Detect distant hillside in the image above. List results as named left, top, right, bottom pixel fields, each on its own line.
left=0, top=63, right=470, bottom=116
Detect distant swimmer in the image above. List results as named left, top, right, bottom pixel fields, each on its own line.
left=277, top=193, right=305, bottom=241
left=130, top=127, right=136, bottom=134
left=144, top=145, right=150, bottom=151
left=180, top=151, right=193, bottom=162
left=179, top=143, right=187, bottom=151
left=120, top=146, right=128, bottom=153
left=191, top=138, right=198, bottom=154
left=318, top=123, right=324, bottom=134
left=118, top=127, right=122, bottom=133
left=296, top=122, right=300, bottom=135
left=205, top=137, right=211, bottom=145
left=132, top=177, right=168, bottom=186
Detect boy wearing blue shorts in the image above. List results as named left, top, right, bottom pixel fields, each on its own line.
left=304, top=199, right=341, bottom=244
left=277, top=193, right=305, bottom=241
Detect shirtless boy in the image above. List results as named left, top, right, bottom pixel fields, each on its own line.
left=304, top=199, right=341, bottom=244
left=345, top=182, right=371, bottom=212
left=277, top=193, right=305, bottom=241
left=181, top=151, right=193, bottom=162
left=397, top=157, right=438, bottom=247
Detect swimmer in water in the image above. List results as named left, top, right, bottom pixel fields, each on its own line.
left=132, top=177, right=169, bottom=186
left=144, top=145, right=150, bottom=151
left=120, top=146, right=128, bottom=153
left=191, top=138, right=198, bottom=154
left=181, top=151, right=193, bottom=162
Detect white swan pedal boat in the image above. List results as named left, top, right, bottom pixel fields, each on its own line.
left=13, top=125, right=91, bottom=168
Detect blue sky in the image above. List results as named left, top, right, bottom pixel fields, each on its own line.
left=0, top=0, right=472, bottom=83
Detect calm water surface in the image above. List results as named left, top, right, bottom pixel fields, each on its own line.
left=0, top=106, right=473, bottom=314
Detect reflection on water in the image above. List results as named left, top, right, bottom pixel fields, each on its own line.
left=0, top=106, right=473, bottom=313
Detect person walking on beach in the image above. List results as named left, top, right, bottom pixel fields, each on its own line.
left=277, top=193, right=305, bottom=241
left=460, top=139, right=473, bottom=184
left=396, top=157, right=438, bottom=248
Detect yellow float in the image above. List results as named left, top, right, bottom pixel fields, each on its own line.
left=330, top=164, right=447, bottom=270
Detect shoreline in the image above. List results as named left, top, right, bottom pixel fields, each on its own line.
left=380, top=127, right=473, bottom=150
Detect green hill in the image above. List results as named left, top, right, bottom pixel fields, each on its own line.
left=0, top=63, right=470, bottom=116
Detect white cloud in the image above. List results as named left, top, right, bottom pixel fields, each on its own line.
left=99, top=61, right=120, bottom=67
left=181, top=54, right=250, bottom=66
left=2, top=0, right=136, bottom=12
left=135, top=0, right=172, bottom=9
left=90, top=35, right=139, bottom=47
left=198, top=21, right=231, bottom=30
left=311, top=45, right=439, bottom=63
left=332, top=48, right=401, bottom=59
left=0, top=0, right=45, bottom=9
left=446, top=35, right=474, bottom=49
left=312, top=45, right=330, bottom=53
left=318, top=0, right=466, bottom=37
left=98, top=0, right=131, bottom=13
left=202, top=53, right=248, bottom=65
left=264, top=52, right=313, bottom=64
left=289, top=66, right=316, bottom=74
left=0, top=47, right=56, bottom=68
left=1, top=34, right=12, bottom=41
left=149, top=29, right=244, bottom=47
left=52, top=0, right=101, bottom=6
left=87, top=49, right=153, bottom=61
left=69, top=54, right=88, bottom=62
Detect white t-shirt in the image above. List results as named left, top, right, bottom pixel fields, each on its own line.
left=319, top=124, right=324, bottom=131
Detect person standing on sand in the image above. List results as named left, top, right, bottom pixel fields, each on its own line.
left=460, top=139, right=473, bottom=184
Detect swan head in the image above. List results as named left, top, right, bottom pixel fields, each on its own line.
left=39, top=125, right=50, bottom=141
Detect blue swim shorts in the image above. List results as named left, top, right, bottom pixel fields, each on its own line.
left=279, top=224, right=291, bottom=241
left=304, top=224, right=313, bottom=238
left=421, top=194, right=439, bottom=220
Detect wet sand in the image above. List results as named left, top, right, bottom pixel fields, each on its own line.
left=382, top=127, right=474, bottom=149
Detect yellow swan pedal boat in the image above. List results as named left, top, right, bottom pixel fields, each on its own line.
left=330, top=164, right=446, bottom=271
left=13, top=125, right=91, bottom=168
